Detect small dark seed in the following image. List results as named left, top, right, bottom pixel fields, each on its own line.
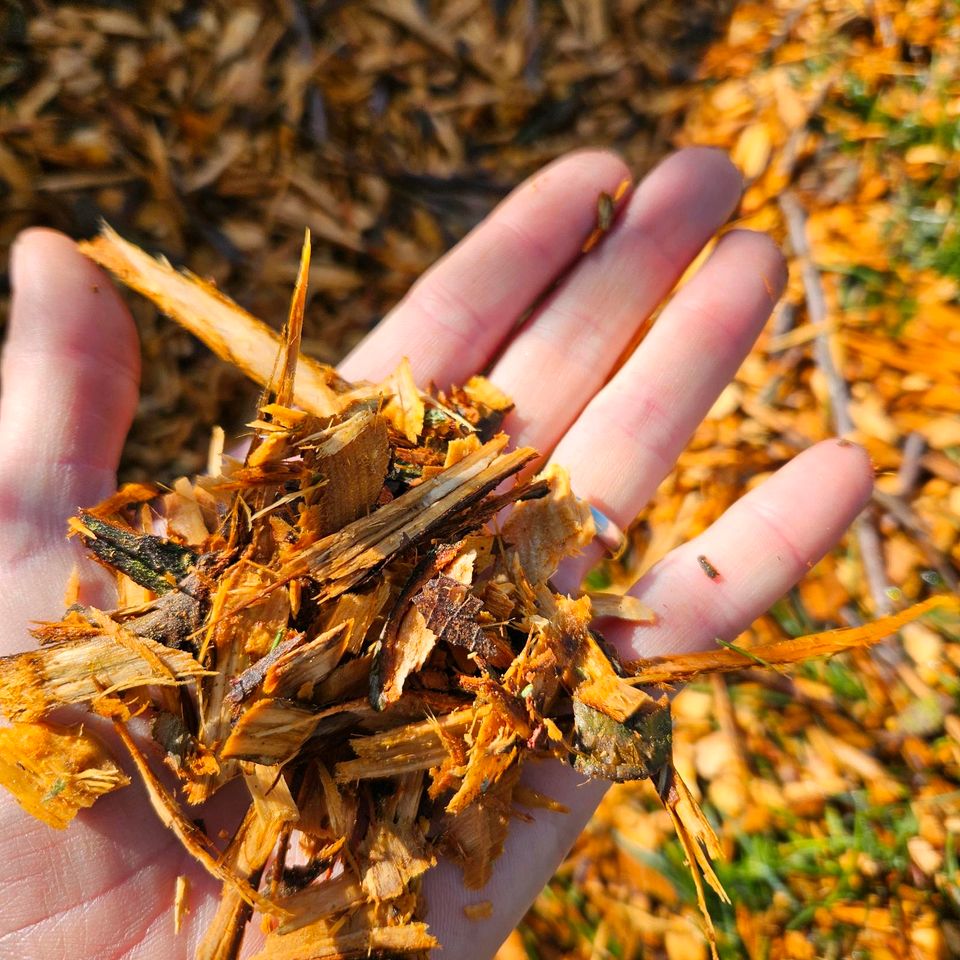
left=697, top=554, right=719, bottom=579
left=597, top=192, right=614, bottom=231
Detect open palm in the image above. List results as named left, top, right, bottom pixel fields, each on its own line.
left=0, top=148, right=872, bottom=960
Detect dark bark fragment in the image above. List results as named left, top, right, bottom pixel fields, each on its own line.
left=572, top=696, right=673, bottom=782
left=77, top=512, right=198, bottom=594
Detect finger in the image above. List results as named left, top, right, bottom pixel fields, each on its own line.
left=553, top=228, right=786, bottom=585
left=615, top=439, right=876, bottom=657
left=422, top=440, right=873, bottom=958
left=0, top=228, right=140, bottom=535
left=488, top=148, right=743, bottom=453
left=0, top=229, right=140, bottom=636
left=338, top=149, right=632, bottom=386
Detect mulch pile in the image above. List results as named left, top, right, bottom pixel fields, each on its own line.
left=0, top=0, right=723, bottom=479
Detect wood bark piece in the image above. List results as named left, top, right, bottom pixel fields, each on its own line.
left=196, top=807, right=286, bottom=960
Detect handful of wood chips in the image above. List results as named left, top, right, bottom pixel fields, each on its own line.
left=0, top=227, right=945, bottom=959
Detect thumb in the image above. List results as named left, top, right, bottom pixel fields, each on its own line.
left=0, top=229, right=140, bottom=637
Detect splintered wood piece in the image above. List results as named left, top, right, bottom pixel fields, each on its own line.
left=542, top=592, right=656, bottom=722
left=85, top=607, right=179, bottom=682
left=0, top=721, right=129, bottom=828
left=461, top=376, right=513, bottom=414
left=361, top=772, right=435, bottom=901
left=308, top=759, right=358, bottom=841
left=443, top=434, right=482, bottom=468
left=83, top=482, right=162, bottom=521
left=78, top=226, right=348, bottom=417
left=361, top=815, right=435, bottom=901
left=273, top=229, right=310, bottom=408
left=300, top=411, right=391, bottom=538
left=249, top=919, right=438, bottom=960
left=315, top=653, right=375, bottom=703
left=174, top=875, right=190, bottom=935
left=274, top=873, right=366, bottom=935
left=222, top=563, right=293, bottom=660
left=436, top=628, right=560, bottom=810
left=444, top=377, right=513, bottom=440
left=263, top=624, right=351, bottom=700
left=113, top=723, right=285, bottom=918
left=196, top=764, right=298, bottom=959
left=426, top=475, right=552, bottom=547
left=321, top=581, right=392, bottom=656
left=501, top=464, right=595, bottom=583
left=440, top=765, right=519, bottom=889
left=242, top=762, right=299, bottom=827
left=665, top=767, right=725, bottom=898
left=379, top=357, right=426, bottom=443
left=221, top=698, right=325, bottom=764
left=163, top=477, right=213, bottom=546
left=226, top=633, right=306, bottom=708
left=445, top=634, right=543, bottom=813
left=196, top=806, right=286, bottom=960
left=584, top=591, right=657, bottom=623
left=370, top=546, right=479, bottom=711
left=276, top=437, right=536, bottom=600
left=30, top=613, right=100, bottom=647
left=445, top=699, right=520, bottom=815
left=370, top=604, right=438, bottom=711
left=335, top=708, right=472, bottom=782
left=658, top=765, right=728, bottom=960
left=193, top=564, right=292, bottom=801
left=0, top=632, right=210, bottom=721
left=626, top=594, right=960, bottom=685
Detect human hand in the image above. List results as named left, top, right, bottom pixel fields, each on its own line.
left=0, top=148, right=872, bottom=959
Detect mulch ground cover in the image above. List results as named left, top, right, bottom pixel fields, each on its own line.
left=2, top=2, right=959, bottom=957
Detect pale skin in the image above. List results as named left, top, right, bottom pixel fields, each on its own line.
left=0, top=148, right=873, bottom=958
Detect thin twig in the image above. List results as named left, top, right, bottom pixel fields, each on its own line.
left=854, top=518, right=895, bottom=619
left=780, top=193, right=855, bottom=435
left=897, top=430, right=927, bottom=497
left=779, top=192, right=898, bottom=644
left=523, top=0, right=543, bottom=92
left=873, top=489, right=960, bottom=593
left=762, top=0, right=811, bottom=57
left=759, top=301, right=805, bottom=405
